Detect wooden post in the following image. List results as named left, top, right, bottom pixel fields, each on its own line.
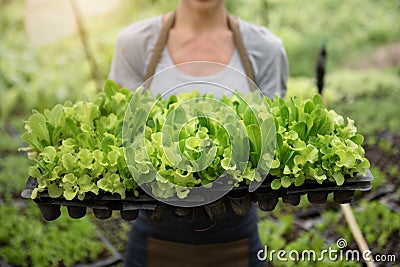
left=70, top=0, right=102, bottom=91
left=341, top=204, right=375, bottom=267
left=260, top=0, right=269, bottom=26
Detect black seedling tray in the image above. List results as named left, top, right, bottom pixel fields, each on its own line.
left=21, top=169, right=373, bottom=221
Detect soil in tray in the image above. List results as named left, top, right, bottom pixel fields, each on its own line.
left=227, top=192, right=252, bottom=216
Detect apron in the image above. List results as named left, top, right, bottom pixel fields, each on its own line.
left=132, top=11, right=264, bottom=267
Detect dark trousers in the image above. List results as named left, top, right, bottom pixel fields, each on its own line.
left=124, top=205, right=265, bottom=267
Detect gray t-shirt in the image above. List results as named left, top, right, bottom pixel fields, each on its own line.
left=108, top=15, right=289, bottom=98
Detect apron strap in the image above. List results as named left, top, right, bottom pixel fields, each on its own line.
left=144, top=11, right=176, bottom=84
left=144, top=11, right=256, bottom=91
left=227, top=14, right=256, bottom=90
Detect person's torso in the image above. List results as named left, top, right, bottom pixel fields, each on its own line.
left=148, top=48, right=250, bottom=97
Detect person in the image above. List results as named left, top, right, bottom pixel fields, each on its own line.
left=108, top=0, right=289, bottom=266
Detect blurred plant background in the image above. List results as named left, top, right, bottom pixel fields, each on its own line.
left=0, top=0, right=399, bottom=266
